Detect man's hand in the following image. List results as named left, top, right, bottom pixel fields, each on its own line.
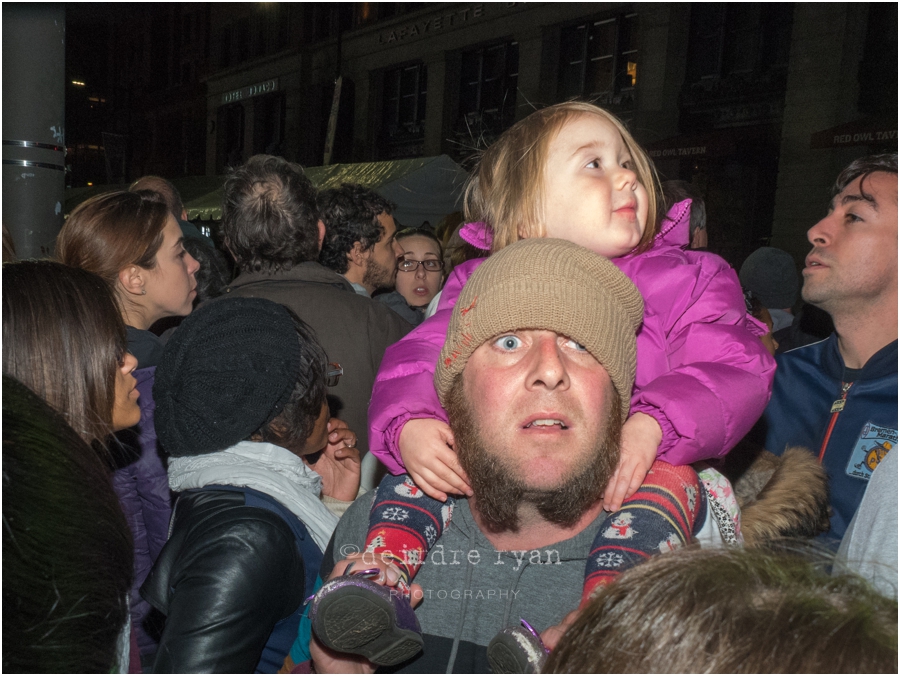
left=307, top=418, right=361, bottom=502
left=540, top=608, right=581, bottom=652
left=399, top=419, right=472, bottom=501
left=309, top=636, right=376, bottom=674
left=602, top=412, right=662, bottom=512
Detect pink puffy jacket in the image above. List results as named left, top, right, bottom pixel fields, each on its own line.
left=368, top=200, right=776, bottom=473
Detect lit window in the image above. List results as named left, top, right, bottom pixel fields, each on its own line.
left=558, top=14, right=638, bottom=105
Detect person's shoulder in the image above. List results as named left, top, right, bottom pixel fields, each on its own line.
left=619, top=243, right=734, bottom=307
left=176, top=490, right=299, bottom=560
left=376, top=290, right=407, bottom=311
left=226, top=262, right=350, bottom=291
left=351, top=293, right=414, bottom=335
left=127, top=326, right=165, bottom=368
left=776, top=336, right=832, bottom=370
left=617, top=241, right=687, bottom=279
left=377, top=291, right=422, bottom=325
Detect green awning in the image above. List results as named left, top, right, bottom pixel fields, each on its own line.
left=65, top=155, right=469, bottom=228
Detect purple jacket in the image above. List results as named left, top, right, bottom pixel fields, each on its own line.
left=368, top=200, right=775, bottom=473
left=112, top=365, right=172, bottom=657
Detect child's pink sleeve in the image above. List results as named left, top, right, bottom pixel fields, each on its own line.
left=624, top=250, right=776, bottom=466
left=367, top=258, right=485, bottom=474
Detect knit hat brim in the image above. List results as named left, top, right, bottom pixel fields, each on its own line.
left=435, top=238, right=644, bottom=422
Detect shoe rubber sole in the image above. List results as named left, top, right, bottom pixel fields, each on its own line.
left=487, top=630, right=546, bottom=674
left=312, top=586, right=424, bottom=666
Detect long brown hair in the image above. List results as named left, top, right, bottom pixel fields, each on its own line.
left=464, top=101, right=661, bottom=254
left=3, top=376, right=133, bottom=672
left=2, top=260, right=128, bottom=446
left=56, top=189, right=170, bottom=290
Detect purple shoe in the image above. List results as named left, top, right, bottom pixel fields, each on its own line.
left=487, top=619, right=550, bottom=674
left=308, top=571, right=423, bottom=666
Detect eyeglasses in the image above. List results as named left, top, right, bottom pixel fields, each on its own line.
left=325, top=363, right=343, bottom=387
left=397, top=258, right=443, bottom=273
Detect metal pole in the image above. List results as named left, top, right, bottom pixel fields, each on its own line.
left=2, top=3, right=66, bottom=259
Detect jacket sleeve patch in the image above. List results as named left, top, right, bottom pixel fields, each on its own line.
left=845, top=422, right=896, bottom=480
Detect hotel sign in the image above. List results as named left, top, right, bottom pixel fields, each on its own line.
left=377, top=3, right=518, bottom=44
left=221, top=79, right=279, bottom=105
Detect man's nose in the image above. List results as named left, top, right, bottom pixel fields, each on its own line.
left=526, top=333, right=569, bottom=391
left=807, top=214, right=832, bottom=246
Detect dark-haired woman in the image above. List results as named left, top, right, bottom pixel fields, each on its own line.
left=57, top=190, right=200, bottom=664
left=3, top=377, right=135, bottom=673
left=3, top=261, right=142, bottom=670
left=3, top=260, right=141, bottom=445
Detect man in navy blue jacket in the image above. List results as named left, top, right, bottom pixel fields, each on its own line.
left=759, top=154, right=897, bottom=543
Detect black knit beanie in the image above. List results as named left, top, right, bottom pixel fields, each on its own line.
left=153, top=296, right=303, bottom=457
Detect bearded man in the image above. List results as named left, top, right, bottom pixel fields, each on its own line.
left=300, top=239, right=732, bottom=674
left=318, top=183, right=403, bottom=298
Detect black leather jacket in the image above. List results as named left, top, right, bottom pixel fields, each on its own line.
left=141, top=489, right=308, bottom=673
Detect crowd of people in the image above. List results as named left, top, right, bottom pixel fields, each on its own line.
left=2, top=101, right=897, bottom=674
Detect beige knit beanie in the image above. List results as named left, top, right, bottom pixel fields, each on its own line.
left=435, top=238, right=644, bottom=421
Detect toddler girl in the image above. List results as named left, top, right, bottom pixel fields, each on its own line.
left=307, top=101, right=774, bottom=667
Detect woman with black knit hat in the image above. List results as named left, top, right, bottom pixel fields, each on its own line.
left=141, top=296, right=361, bottom=673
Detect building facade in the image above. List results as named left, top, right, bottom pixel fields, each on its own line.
left=66, top=2, right=895, bottom=268
left=202, top=2, right=895, bottom=267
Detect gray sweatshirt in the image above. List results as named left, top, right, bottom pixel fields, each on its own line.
left=323, top=492, right=606, bottom=673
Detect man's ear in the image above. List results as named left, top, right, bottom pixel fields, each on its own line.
left=317, top=219, right=326, bottom=249
left=348, top=241, right=367, bottom=270
left=118, top=266, right=145, bottom=296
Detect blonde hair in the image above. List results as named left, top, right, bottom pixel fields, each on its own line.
left=463, top=101, right=661, bottom=253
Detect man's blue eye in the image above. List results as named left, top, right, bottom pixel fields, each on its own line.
left=495, top=335, right=522, bottom=350
left=565, top=338, right=587, bottom=351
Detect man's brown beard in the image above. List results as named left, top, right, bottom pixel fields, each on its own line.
left=363, top=255, right=395, bottom=293
left=445, top=374, right=621, bottom=533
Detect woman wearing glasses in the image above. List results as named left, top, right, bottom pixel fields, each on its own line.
left=377, top=227, right=445, bottom=326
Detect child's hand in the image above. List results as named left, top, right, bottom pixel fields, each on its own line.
left=306, top=418, right=361, bottom=502
left=399, top=419, right=472, bottom=501
left=602, top=412, right=662, bottom=512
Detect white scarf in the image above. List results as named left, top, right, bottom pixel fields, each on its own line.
left=167, top=440, right=339, bottom=550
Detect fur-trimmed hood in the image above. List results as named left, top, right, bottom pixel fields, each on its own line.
left=727, top=446, right=830, bottom=546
